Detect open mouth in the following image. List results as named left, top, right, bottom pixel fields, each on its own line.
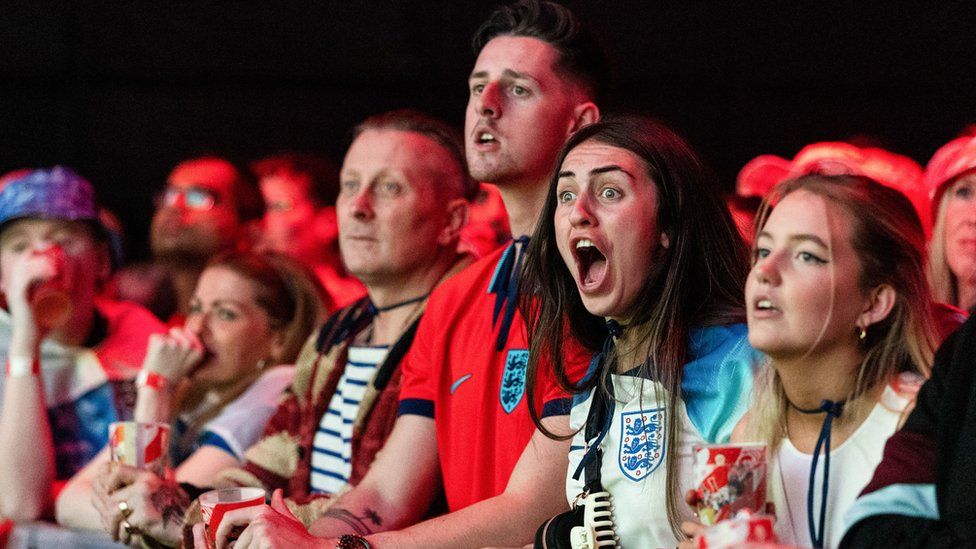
left=476, top=131, right=497, bottom=145
left=574, top=238, right=608, bottom=288
left=753, top=297, right=779, bottom=313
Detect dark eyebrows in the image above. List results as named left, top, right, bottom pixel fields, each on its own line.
left=590, top=165, right=631, bottom=177
left=468, top=69, right=538, bottom=85
left=756, top=230, right=829, bottom=249
left=558, top=165, right=632, bottom=180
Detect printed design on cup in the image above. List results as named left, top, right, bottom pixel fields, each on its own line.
left=693, top=444, right=767, bottom=526
left=108, top=421, right=170, bottom=477
left=500, top=349, right=528, bottom=414
left=199, top=488, right=266, bottom=547
left=617, top=408, right=665, bottom=482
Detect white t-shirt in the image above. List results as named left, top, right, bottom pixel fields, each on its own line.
left=175, top=365, right=295, bottom=463
left=769, top=385, right=910, bottom=548
left=565, top=324, right=759, bottom=547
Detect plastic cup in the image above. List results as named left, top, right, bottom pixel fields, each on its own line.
left=108, top=421, right=170, bottom=476
left=199, top=487, right=266, bottom=548
left=692, top=443, right=767, bottom=526
left=696, top=510, right=777, bottom=548
left=29, top=280, right=72, bottom=329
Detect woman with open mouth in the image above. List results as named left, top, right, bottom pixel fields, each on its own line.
left=730, top=174, right=941, bottom=548
left=521, top=115, right=759, bottom=547
left=56, top=251, right=326, bottom=545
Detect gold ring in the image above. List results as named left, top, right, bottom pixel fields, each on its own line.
left=118, top=500, right=133, bottom=518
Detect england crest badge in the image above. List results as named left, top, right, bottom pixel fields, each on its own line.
left=500, top=349, right=529, bottom=414
left=618, top=408, right=666, bottom=482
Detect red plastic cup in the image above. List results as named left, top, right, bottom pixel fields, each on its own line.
left=108, top=421, right=170, bottom=477
left=693, top=443, right=767, bottom=526
left=29, top=279, right=72, bottom=329
left=27, top=247, right=72, bottom=329
left=199, top=487, right=266, bottom=548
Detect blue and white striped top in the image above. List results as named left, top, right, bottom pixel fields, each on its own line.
left=310, top=345, right=389, bottom=494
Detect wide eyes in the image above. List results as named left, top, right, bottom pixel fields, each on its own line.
left=556, top=186, right=622, bottom=205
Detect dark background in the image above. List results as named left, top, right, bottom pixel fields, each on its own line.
left=2, top=1, right=975, bottom=261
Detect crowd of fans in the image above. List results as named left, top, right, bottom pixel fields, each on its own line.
left=2, top=1, right=975, bottom=548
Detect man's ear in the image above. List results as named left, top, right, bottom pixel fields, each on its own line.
left=438, top=198, right=470, bottom=247
left=569, top=101, right=600, bottom=134
left=859, top=284, right=897, bottom=329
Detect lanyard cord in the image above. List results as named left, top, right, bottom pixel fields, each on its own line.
left=572, top=320, right=625, bottom=485
left=792, top=399, right=845, bottom=548
left=489, top=236, right=530, bottom=351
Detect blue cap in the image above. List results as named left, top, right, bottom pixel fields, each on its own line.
left=0, top=166, right=99, bottom=229
left=0, top=166, right=125, bottom=269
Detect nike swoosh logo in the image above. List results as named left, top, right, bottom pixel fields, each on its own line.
left=450, top=374, right=473, bottom=394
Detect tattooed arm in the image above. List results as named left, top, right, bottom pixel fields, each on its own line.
left=86, top=463, right=190, bottom=546
left=308, top=415, right=441, bottom=538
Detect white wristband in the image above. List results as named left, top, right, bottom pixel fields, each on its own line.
left=136, top=369, right=170, bottom=392
left=7, top=355, right=36, bottom=378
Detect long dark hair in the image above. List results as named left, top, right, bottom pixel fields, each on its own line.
left=521, top=115, right=750, bottom=536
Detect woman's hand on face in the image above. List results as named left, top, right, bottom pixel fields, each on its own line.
left=143, top=327, right=206, bottom=383
left=92, top=462, right=189, bottom=546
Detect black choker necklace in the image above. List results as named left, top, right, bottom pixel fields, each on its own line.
left=368, top=293, right=430, bottom=314
left=790, top=398, right=845, bottom=549
left=605, top=319, right=626, bottom=338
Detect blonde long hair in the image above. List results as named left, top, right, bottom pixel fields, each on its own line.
left=746, top=175, right=938, bottom=447
left=929, top=187, right=958, bottom=307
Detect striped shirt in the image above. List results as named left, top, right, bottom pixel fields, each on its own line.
left=310, top=345, right=389, bottom=494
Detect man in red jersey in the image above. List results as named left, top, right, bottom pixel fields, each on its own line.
left=202, top=2, right=605, bottom=547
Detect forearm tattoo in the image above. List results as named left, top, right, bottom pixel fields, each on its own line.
left=150, top=484, right=191, bottom=527
left=322, top=507, right=383, bottom=535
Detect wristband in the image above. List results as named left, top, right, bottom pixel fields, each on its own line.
left=136, top=370, right=170, bottom=392
left=6, top=356, right=38, bottom=377
left=336, top=534, right=372, bottom=549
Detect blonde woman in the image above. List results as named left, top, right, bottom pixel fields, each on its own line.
left=926, top=133, right=976, bottom=313
left=728, top=175, right=939, bottom=548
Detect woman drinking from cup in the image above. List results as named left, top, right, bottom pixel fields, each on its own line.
left=712, top=175, right=939, bottom=548
left=56, top=251, right=325, bottom=545
left=522, top=115, right=760, bottom=547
